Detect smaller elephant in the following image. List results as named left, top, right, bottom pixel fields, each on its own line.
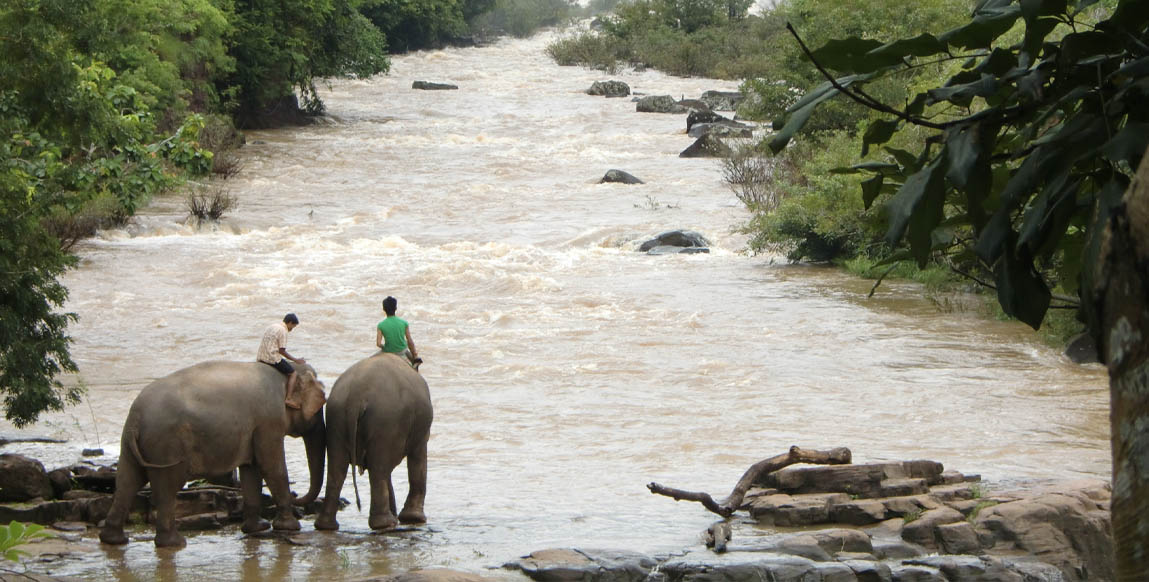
left=99, top=361, right=327, bottom=547
left=316, top=353, right=432, bottom=531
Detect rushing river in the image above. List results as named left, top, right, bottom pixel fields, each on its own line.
left=1, top=29, right=1110, bottom=581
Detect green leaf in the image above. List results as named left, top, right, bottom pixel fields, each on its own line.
left=939, top=4, right=1022, bottom=49
left=810, top=37, right=884, bottom=73
left=995, top=242, right=1051, bottom=330
left=927, top=74, right=999, bottom=107
left=861, top=174, right=884, bottom=209
left=1101, top=123, right=1149, bottom=169
left=945, top=126, right=984, bottom=189
left=861, top=119, right=899, bottom=156
left=830, top=161, right=900, bottom=175
left=885, top=148, right=921, bottom=173
left=1017, top=172, right=1080, bottom=259
left=885, top=155, right=948, bottom=264
left=975, top=48, right=1018, bottom=76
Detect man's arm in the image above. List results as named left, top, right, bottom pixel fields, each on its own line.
left=405, top=328, right=418, bottom=358
left=376, top=329, right=384, bottom=349
left=278, top=347, right=305, bottom=364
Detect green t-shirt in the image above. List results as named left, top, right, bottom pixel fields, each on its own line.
left=377, top=316, right=409, bottom=353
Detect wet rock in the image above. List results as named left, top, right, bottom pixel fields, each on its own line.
left=687, top=123, right=752, bottom=139
left=600, top=170, right=644, bottom=184
left=936, top=522, right=980, bottom=555
left=369, top=568, right=500, bottom=582
left=840, top=560, right=892, bottom=582
left=47, top=468, right=73, bottom=499
left=902, top=555, right=1028, bottom=581
left=1064, top=332, right=1099, bottom=364
left=81, top=448, right=104, bottom=457
left=677, top=99, right=710, bottom=112
left=660, top=552, right=826, bottom=582
left=900, top=507, right=965, bottom=548
left=175, top=512, right=227, bottom=530
left=971, top=481, right=1112, bottom=581
left=829, top=499, right=887, bottom=525
left=699, top=90, right=743, bottom=111
left=0, top=495, right=113, bottom=525
left=871, top=539, right=925, bottom=561
left=50, top=521, right=88, bottom=532
left=588, top=81, right=631, bottom=98
left=645, top=246, right=709, bottom=255
left=636, top=95, right=687, bottom=114
left=638, top=230, right=710, bottom=253
left=506, top=548, right=656, bottom=582
left=686, top=110, right=727, bottom=131
left=0, top=454, right=53, bottom=501
left=888, top=564, right=944, bottom=581
left=679, top=134, right=732, bottom=158
left=70, top=463, right=117, bottom=492
left=412, top=81, right=458, bottom=90
left=749, top=492, right=849, bottom=526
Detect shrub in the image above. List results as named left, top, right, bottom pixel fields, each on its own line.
left=721, top=142, right=778, bottom=211
left=1, top=520, right=52, bottom=563
left=186, top=185, right=238, bottom=222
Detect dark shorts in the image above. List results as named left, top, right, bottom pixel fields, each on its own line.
left=265, top=359, right=293, bottom=375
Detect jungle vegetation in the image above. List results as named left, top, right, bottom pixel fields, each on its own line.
left=0, top=0, right=573, bottom=426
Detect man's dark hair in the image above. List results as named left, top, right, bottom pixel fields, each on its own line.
left=382, top=296, right=397, bottom=316
left=284, top=313, right=299, bottom=325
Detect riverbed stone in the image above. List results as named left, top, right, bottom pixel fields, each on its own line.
left=659, top=552, right=824, bottom=582
left=971, top=482, right=1112, bottom=581
left=587, top=81, right=630, bottom=98
left=888, top=564, right=944, bottom=582
left=600, top=170, right=644, bottom=184
left=699, top=90, right=743, bottom=111
left=686, top=110, right=727, bottom=131
left=638, top=230, right=709, bottom=252
left=936, top=521, right=981, bottom=555
left=412, top=81, right=458, bottom=90
left=900, top=507, right=965, bottom=548
left=507, top=548, right=656, bottom=582
left=368, top=568, right=500, bottom=582
left=687, top=123, right=752, bottom=139
left=679, top=135, right=732, bottom=158
left=829, top=499, right=887, bottom=525
left=636, top=95, right=686, bottom=113
left=746, top=492, right=849, bottom=526
left=0, top=454, right=53, bottom=501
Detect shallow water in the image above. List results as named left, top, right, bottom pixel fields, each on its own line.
left=0, top=30, right=1109, bottom=581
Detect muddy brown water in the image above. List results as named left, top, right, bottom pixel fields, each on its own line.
left=0, top=30, right=1109, bottom=581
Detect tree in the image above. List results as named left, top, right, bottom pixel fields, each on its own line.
left=769, top=0, right=1146, bottom=576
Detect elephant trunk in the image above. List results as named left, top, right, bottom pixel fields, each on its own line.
left=294, top=414, right=326, bottom=506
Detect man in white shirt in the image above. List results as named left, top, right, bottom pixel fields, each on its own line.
left=257, top=313, right=307, bottom=408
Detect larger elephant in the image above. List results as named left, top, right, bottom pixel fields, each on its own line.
left=99, top=361, right=327, bottom=547
left=315, top=353, right=432, bottom=531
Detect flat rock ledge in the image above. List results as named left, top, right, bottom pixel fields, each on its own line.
left=506, top=463, right=1112, bottom=582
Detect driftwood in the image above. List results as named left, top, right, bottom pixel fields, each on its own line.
left=646, top=446, right=852, bottom=517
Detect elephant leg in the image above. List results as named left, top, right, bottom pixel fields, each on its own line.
left=239, top=464, right=271, bottom=534
left=99, top=454, right=147, bottom=545
left=367, top=462, right=398, bottom=531
left=399, top=441, right=428, bottom=524
left=150, top=469, right=187, bottom=548
left=254, top=437, right=301, bottom=532
left=315, top=448, right=349, bottom=531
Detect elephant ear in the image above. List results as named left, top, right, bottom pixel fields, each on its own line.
left=300, top=373, right=327, bottom=420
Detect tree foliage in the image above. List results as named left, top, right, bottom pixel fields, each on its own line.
left=770, top=0, right=1145, bottom=331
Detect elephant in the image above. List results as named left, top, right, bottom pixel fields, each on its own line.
left=315, top=352, right=432, bottom=531
left=98, top=361, right=327, bottom=547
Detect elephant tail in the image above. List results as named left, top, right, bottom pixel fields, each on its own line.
left=127, top=428, right=180, bottom=469
left=351, top=405, right=365, bottom=512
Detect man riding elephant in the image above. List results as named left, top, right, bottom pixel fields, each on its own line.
left=258, top=312, right=307, bottom=408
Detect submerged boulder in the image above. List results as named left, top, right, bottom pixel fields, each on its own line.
left=636, top=95, right=687, bottom=114
left=639, top=230, right=710, bottom=253
left=412, top=81, right=459, bottom=90
left=679, top=134, right=732, bottom=158
left=600, top=170, right=644, bottom=184
left=700, top=90, right=744, bottom=111
left=588, top=80, right=631, bottom=98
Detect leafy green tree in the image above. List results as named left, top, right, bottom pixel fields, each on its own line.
left=224, top=0, right=389, bottom=127
left=1, top=0, right=214, bottom=426
left=361, top=0, right=468, bottom=51
left=769, top=0, right=1146, bottom=575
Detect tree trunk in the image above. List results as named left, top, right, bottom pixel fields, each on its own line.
left=1090, top=157, right=1149, bottom=580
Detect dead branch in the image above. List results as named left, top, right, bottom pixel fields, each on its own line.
left=647, top=446, right=852, bottom=518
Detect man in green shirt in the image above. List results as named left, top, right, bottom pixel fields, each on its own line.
left=376, top=296, right=422, bottom=369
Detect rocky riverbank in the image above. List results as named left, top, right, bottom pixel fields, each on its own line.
left=0, top=449, right=1112, bottom=582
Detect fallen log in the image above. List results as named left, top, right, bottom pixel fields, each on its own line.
left=647, top=446, right=852, bottom=517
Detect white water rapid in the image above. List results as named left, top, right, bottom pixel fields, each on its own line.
left=1, top=30, right=1109, bottom=581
